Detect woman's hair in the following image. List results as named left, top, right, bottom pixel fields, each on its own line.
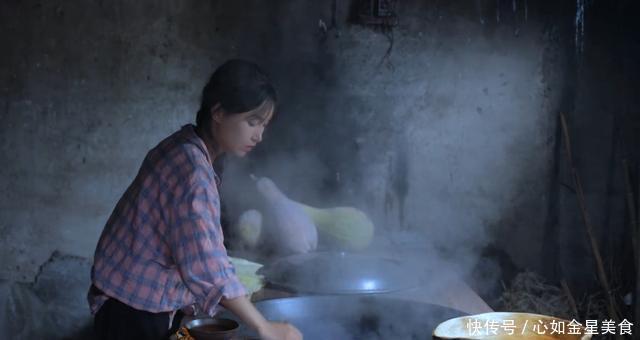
left=197, top=60, right=277, bottom=249
left=196, top=59, right=277, bottom=127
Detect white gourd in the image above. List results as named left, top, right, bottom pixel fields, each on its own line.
left=255, top=177, right=318, bottom=254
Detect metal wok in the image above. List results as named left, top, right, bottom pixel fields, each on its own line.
left=257, top=251, right=426, bottom=295
left=221, top=295, right=466, bottom=340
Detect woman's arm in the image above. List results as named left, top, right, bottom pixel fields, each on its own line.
left=220, top=295, right=302, bottom=340
left=167, top=152, right=301, bottom=339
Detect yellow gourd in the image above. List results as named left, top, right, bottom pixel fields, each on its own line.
left=295, top=203, right=374, bottom=250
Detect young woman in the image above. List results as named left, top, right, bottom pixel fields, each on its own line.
left=88, top=59, right=302, bottom=340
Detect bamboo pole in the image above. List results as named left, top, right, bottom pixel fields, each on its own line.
left=623, top=160, right=638, bottom=267
left=622, top=160, right=639, bottom=340
left=559, top=113, right=619, bottom=323
left=561, top=279, right=580, bottom=319
left=635, top=164, right=640, bottom=340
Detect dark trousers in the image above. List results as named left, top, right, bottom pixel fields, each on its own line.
left=94, top=298, right=183, bottom=340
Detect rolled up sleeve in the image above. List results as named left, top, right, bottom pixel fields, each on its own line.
left=169, top=168, right=246, bottom=316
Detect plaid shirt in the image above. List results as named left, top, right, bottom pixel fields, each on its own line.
left=88, top=124, right=246, bottom=316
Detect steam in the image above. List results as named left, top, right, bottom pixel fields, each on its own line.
left=218, top=1, right=556, bottom=325
left=220, top=150, right=331, bottom=219
left=245, top=295, right=464, bottom=339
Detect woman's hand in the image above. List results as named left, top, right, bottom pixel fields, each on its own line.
left=219, top=296, right=302, bottom=339
left=257, top=321, right=302, bottom=340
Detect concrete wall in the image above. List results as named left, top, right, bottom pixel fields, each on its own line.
left=0, top=0, right=568, bottom=286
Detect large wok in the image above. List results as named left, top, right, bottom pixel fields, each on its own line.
left=221, top=295, right=466, bottom=339
left=257, top=251, right=427, bottom=295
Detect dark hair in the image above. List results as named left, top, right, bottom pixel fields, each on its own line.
left=196, top=59, right=277, bottom=127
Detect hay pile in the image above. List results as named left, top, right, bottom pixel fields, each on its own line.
left=499, top=271, right=610, bottom=322
left=499, top=271, right=574, bottom=319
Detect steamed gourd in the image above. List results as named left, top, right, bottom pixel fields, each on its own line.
left=255, top=177, right=318, bottom=254
left=235, top=209, right=262, bottom=248
left=295, top=204, right=374, bottom=250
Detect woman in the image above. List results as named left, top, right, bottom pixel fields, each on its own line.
left=88, top=59, right=303, bottom=340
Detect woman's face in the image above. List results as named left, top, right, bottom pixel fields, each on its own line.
left=212, top=100, right=274, bottom=157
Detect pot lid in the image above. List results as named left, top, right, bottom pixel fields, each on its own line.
left=257, top=251, right=425, bottom=294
